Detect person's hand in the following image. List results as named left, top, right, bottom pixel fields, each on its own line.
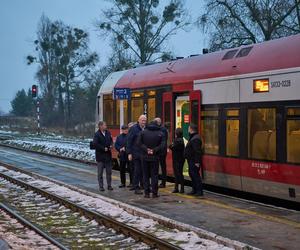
left=105, top=147, right=108, bottom=152
left=121, top=147, right=125, bottom=152
left=128, top=154, right=132, bottom=161
left=195, top=163, right=200, bottom=169
left=147, top=148, right=153, bottom=155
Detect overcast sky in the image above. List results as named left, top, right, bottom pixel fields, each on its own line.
left=0, top=0, right=207, bottom=113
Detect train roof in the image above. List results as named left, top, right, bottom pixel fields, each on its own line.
left=97, top=70, right=127, bottom=96
left=115, top=34, right=300, bottom=89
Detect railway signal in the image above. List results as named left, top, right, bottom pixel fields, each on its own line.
left=32, top=84, right=38, bottom=98
left=31, top=84, right=40, bottom=135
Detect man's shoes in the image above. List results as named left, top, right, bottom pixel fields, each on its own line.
left=134, top=190, right=143, bottom=195
left=119, top=184, right=125, bottom=188
left=187, top=191, right=196, bottom=195
left=172, top=189, right=179, bottom=193
left=194, top=192, right=204, bottom=197
left=180, top=189, right=185, bottom=194
left=108, top=186, right=114, bottom=191
left=152, top=194, right=160, bottom=198
left=129, top=187, right=135, bottom=191
left=127, top=184, right=133, bottom=188
left=144, top=194, right=150, bottom=198
left=159, top=183, right=166, bottom=188
left=99, top=187, right=105, bottom=192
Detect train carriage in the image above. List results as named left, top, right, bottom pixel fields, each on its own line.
left=96, top=34, right=300, bottom=202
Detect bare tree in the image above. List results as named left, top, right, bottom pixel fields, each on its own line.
left=27, top=15, right=98, bottom=128
left=97, top=0, right=189, bottom=63
left=199, top=0, right=300, bottom=51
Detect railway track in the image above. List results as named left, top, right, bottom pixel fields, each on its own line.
left=0, top=203, right=62, bottom=250
left=0, top=167, right=181, bottom=250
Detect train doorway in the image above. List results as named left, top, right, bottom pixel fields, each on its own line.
left=175, top=95, right=190, bottom=143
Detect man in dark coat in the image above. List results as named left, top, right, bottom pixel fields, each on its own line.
left=138, top=120, right=166, bottom=198
left=169, top=128, right=185, bottom=193
left=127, top=115, right=147, bottom=194
left=115, top=125, right=131, bottom=188
left=93, top=121, right=113, bottom=192
left=154, top=117, right=168, bottom=188
left=184, top=123, right=203, bottom=196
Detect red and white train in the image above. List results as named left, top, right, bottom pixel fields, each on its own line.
left=96, top=34, right=300, bottom=203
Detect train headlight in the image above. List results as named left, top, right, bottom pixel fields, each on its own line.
left=253, top=79, right=269, bottom=93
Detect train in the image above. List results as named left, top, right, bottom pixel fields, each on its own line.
left=96, top=34, right=300, bottom=203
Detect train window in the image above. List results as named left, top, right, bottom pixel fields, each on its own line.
left=131, top=98, right=144, bottom=122
left=132, top=92, right=144, bottom=98
left=164, top=101, right=171, bottom=134
left=147, top=98, right=156, bottom=121
left=103, top=94, right=114, bottom=125
left=116, top=100, right=128, bottom=126
left=222, top=49, right=238, bottom=60
left=287, top=108, right=300, bottom=116
left=201, top=110, right=219, bottom=117
left=148, top=90, right=156, bottom=96
left=201, top=109, right=219, bottom=155
left=226, top=120, right=239, bottom=157
left=191, top=100, right=199, bottom=126
left=236, top=46, right=253, bottom=58
left=287, top=120, right=300, bottom=164
left=248, top=108, right=276, bottom=161
left=226, top=109, right=239, bottom=117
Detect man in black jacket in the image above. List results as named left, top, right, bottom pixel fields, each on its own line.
left=127, top=115, right=147, bottom=194
left=138, top=120, right=166, bottom=198
left=93, top=121, right=113, bottom=192
left=154, top=117, right=168, bottom=188
left=115, top=125, right=131, bottom=188
left=184, top=124, right=203, bottom=197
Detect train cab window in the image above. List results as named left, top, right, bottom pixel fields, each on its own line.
left=201, top=109, right=219, bottom=155
left=131, top=91, right=144, bottom=122
left=147, top=90, right=156, bottom=121
left=286, top=108, right=300, bottom=164
left=103, top=94, right=114, bottom=125
left=248, top=108, right=276, bottom=161
left=116, top=100, right=128, bottom=126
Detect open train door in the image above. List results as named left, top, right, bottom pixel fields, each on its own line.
left=189, top=90, right=201, bottom=133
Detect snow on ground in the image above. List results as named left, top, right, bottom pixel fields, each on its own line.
left=3, top=139, right=95, bottom=161
left=0, top=165, right=234, bottom=250
left=0, top=129, right=19, bottom=135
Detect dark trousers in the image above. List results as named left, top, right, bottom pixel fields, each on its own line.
left=133, top=158, right=143, bottom=190
left=127, top=161, right=133, bottom=184
left=120, top=160, right=130, bottom=185
left=159, top=154, right=167, bottom=184
left=97, top=161, right=112, bottom=188
left=142, top=160, right=159, bottom=195
left=120, top=160, right=133, bottom=185
left=173, top=160, right=184, bottom=189
left=188, top=160, right=203, bottom=194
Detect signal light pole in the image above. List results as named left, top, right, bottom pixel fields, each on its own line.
left=32, top=84, right=40, bottom=135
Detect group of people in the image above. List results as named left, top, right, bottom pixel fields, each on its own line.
left=92, top=114, right=204, bottom=198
